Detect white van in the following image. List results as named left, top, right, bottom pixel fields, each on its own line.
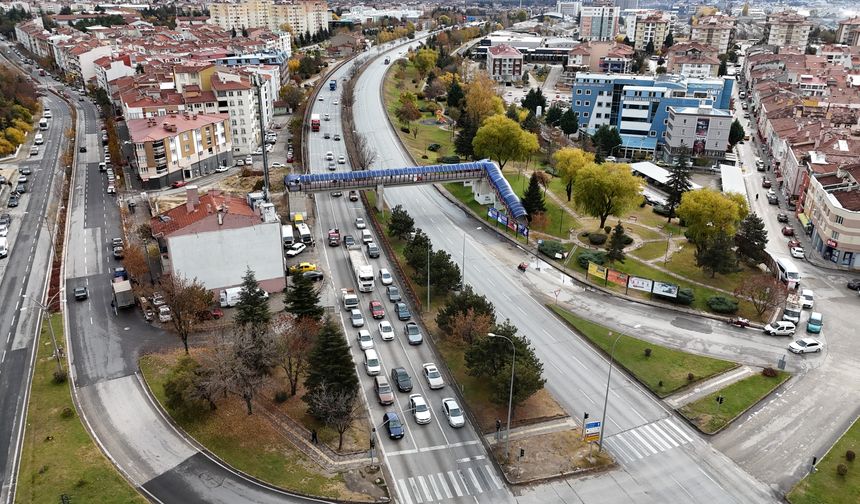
left=776, top=258, right=801, bottom=288
left=364, top=349, right=381, bottom=376
left=295, top=222, right=312, bottom=244
left=34, top=133, right=44, bottom=145
left=219, top=286, right=243, bottom=307
left=281, top=224, right=295, bottom=247
left=361, top=229, right=372, bottom=244
left=0, top=237, right=8, bottom=258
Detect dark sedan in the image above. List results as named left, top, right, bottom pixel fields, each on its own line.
left=848, top=279, right=860, bottom=291
left=777, top=213, right=789, bottom=223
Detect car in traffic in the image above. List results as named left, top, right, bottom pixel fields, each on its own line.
left=375, top=376, right=395, bottom=405
left=390, top=367, right=412, bottom=392
left=387, top=285, right=401, bottom=302
left=356, top=329, right=373, bottom=350
left=337, top=155, right=346, bottom=164
left=350, top=309, right=365, bottom=327
left=8, top=195, right=19, bottom=207
left=422, top=363, right=444, bottom=389
left=330, top=190, right=343, bottom=197
left=323, top=132, right=331, bottom=139
left=215, top=164, right=230, bottom=173
left=762, top=178, right=772, bottom=188
left=409, top=394, right=431, bottom=425
left=333, top=133, right=341, bottom=141
left=325, top=151, right=334, bottom=160
left=394, top=302, right=411, bottom=320
left=379, top=269, right=393, bottom=285
left=442, top=397, right=465, bottom=428
left=112, top=246, right=124, bottom=259
left=806, top=312, right=823, bottom=333
left=777, top=212, right=788, bottom=223
left=349, top=190, right=359, bottom=201
left=768, top=195, right=779, bottom=205
left=369, top=300, right=385, bottom=319
left=327, top=161, right=336, bottom=171
left=73, top=286, right=89, bottom=300
left=79, top=145, right=87, bottom=153
left=344, top=234, right=355, bottom=247
left=285, top=242, right=307, bottom=257
left=781, top=226, right=795, bottom=236
left=171, top=180, right=187, bottom=188
left=790, top=246, right=805, bottom=259
left=404, top=322, right=423, bottom=345
left=383, top=412, right=404, bottom=439
left=787, top=239, right=801, bottom=249
left=355, top=217, right=366, bottom=229
left=270, top=162, right=285, bottom=169
left=378, top=320, right=394, bottom=341
left=764, top=320, right=796, bottom=336
left=789, top=337, right=822, bottom=354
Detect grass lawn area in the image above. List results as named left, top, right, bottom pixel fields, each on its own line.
left=17, top=314, right=146, bottom=504
left=632, top=240, right=671, bottom=261
left=139, top=354, right=361, bottom=500
left=666, top=246, right=770, bottom=294
left=789, top=416, right=860, bottom=504
left=549, top=305, right=737, bottom=397
left=501, top=169, right=579, bottom=239
left=679, top=371, right=790, bottom=434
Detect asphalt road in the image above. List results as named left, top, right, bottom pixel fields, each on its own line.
left=0, top=50, right=73, bottom=503
left=348, top=43, right=781, bottom=504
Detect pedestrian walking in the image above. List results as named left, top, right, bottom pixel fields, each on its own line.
left=756, top=193, right=759, bottom=200
left=311, top=429, right=318, bottom=444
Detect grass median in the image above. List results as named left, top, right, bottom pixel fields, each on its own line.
left=789, top=416, right=860, bottom=504
left=549, top=305, right=737, bottom=397
left=17, top=314, right=146, bottom=504
left=679, top=371, right=790, bottom=434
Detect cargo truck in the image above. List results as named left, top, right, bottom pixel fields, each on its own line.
left=329, top=79, right=337, bottom=91
left=341, top=288, right=358, bottom=311
left=348, top=249, right=375, bottom=292
left=328, top=228, right=341, bottom=246
left=310, top=114, right=320, bottom=132
left=112, top=279, right=135, bottom=308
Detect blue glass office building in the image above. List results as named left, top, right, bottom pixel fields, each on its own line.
left=570, top=72, right=734, bottom=155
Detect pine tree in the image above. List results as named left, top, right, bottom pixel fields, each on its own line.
left=645, top=39, right=655, bottom=55
left=545, top=105, right=563, bottom=126
left=735, top=213, right=769, bottom=263
left=559, top=108, right=579, bottom=135
left=303, top=318, right=358, bottom=418
left=664, top=31, right=674, bottom=48
left=718, top=58, right=728, bottom=77
left=505, top=102, right=519, bottom=121
left=284, top=272, right=324, bottom=322
left=522, top=172, right=547, bottom=219
left=520, top=88, right=547, bottom=114
left=387, top=204, right=415, bottom=239
left=695, top=232, right=737, bottom=278
left=606, top=222, right=627, bottom=264
left=447, top=80, right=464, bottom=108
left=665, top=148, right=692, bottom=220
left=522, top=111, right=540, bottom=133
left=234, top=268, right=271, bottom=330
left=454, top=111, right=477, bottom=158
left=729, top=119, right=745, bottom=146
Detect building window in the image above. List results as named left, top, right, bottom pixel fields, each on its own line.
left=831, top=230, right=840, bottom=240
left=576, top=89, right=582, bottom=95
left=576, top=100, right=581, bottom=106
left=836, top=215, right=844, bottom=225
left=586, top=90, right=592, bottom=95
left=649, top=131, right=656, bottom=137
left=583, top=112, right=589, bottom=117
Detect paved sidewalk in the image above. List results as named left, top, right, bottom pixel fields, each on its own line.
left=484, top=416, right=577, bottom=446
left=664, top=365, right=757, bottom=409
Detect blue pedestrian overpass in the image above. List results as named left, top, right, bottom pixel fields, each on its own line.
left=285, top=159, right=528, bottom=223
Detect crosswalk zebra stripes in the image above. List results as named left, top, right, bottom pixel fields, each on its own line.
left=603, top=417, right=695, bottom=464
left=396, top=464, right=504, bottom=504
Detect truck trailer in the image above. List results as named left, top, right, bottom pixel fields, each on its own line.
left=310, top=114, right=320, bottom=132
left=112, top=279, right=135, bottom=308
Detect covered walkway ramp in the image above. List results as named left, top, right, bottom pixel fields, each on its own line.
left=285, top=160, right=528, bottom=222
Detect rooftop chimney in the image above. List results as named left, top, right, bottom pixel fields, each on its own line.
left=185, top=185, right=199, bottom=212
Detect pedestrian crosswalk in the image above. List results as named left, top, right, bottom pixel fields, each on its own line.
left=395, top=464, right=504, bottom=504
left=603, top=417, right=695, bottom=464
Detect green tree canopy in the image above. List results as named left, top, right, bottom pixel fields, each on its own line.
left=665, top=148, right=693, bottom=220
left=472, top=115, right=538, bottom=169
left=573, top=162, right=643, bottom=229
left=729, top=119, right=745, bottom=146
left=558, top=108, right=579, bottom=135
left=695, top=231, right=737, bottom=278
left=436, top=285, right=496, bottom=333
left=520, top=88, right=547, bottom=114
left=413, top=48, right=439, bottom=79
left=545, top=104, right=563, bottom=126
left=553, top=147, right=594, bottom=201
left=388, top=204, right=415, bottom=239
left=606, top=222, right=627, bottom=264
left=735, top=213, right=769, bottom=263
left=447, top=80, right=464, bottom=108
left=284, top=272, right=324, bottom=321
left=521, top=172, right=547, bottom=219
left=677, top=188, right=749, bottom=255
left=234, top=268, right=271, bottom=331
left=591, top=125, right=622, bottom=162
left=303, top=318, right=358, bottom=417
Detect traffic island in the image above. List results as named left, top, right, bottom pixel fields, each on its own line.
left=788, top=416, right=860, bottom=504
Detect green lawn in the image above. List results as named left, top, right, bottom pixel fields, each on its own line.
left=139, top=355, right=350, bottom=499
left=501, top=170, right=579, bottom=239
left=632, top=241, right=672, bottom=261
left=666, top=246, right=771, bottom=294
left=17, top=315, right=146, bottom=504
left=789, top=416, right=860, bottom=504
left=549, top=305, right=737, bottom=397
left=679, top=371, right=790, bottom=434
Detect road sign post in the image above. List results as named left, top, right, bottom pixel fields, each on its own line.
left=584, top=420, right=601, bottom=443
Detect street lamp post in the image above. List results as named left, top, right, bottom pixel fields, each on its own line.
left=23, top=294, right=63, bottom=374
left=598, top=325, right=639, bottom=452
left=461, top=227, right=481, bottom=288
left=488, top=332, right=515, bottom=460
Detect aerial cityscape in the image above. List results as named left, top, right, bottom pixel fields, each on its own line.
left=0, top=0, right=859, bottom=503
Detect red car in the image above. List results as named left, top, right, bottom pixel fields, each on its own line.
left=369, top=300, right=385, bottom=319
left=171, top=180, right=188, bottom=188
left=782, top=226, right=795, bottom=236
left=787, top=239, right=801, bottom=248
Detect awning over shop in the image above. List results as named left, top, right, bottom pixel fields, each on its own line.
left=797, top=213, right=810, bottom=227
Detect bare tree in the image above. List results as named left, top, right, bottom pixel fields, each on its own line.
left=733, top=275, right=788, bottom=318
left=350, top=132, right=377, bottom=171
left=201, top=326, right=277, bottom=415
left=161, top=275, right=214, bottom=353
left=304, top=382, right=363, bottom=451
left=448, top=309, right=494, bottom=345
left=273, top=314, right=318, bottom=397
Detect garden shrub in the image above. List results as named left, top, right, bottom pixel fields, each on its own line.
left=707, top=296, right=739, bottom=314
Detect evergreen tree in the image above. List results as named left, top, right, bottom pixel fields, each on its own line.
left=606, top=222, right=627, bottom=264
left=663, top=31, right=674, bottom=48
left=429, top=249, right=462, bottom=294
left=234, top=268, right=271, bottom=331
left=284, top=272, right=324, bottom=322
left=665, top=148, right=693, bottom=220
left=522, top=172, right=547, bottom=219
left=520, top=88, right=547, bottom=114
left=447, top=80, right=465, bottom=108
left=231, top=26, right=237, bottom=38
left=695, top=232, right=737, bottom=278
left=735, top=213, right=769, bottom=263
left=242, top=26, right=249, bottom=37
left=718, top=58, right=728, bottom=77
left=388, top=204, right=415, bottom=239
left=303, top=318, right=358, bottom=418
left=505, top=102, right=519, bottom=121
left=403, top=229, right=432, bottom=275
left=623, top=36, right=633, bottom=47
left=545, top=105, right=563, bottom=126
left=592, top=125, right=622, bottom=160
left=454, top=111, right=477, bottom=158
left=304, top=29, right=311, bottom=43
left=436, top=285, right=496, bottom=333
left=521, top=111, right=540, bottom=133
left=645, top=39, right=655, bottom=55
left=559, top=108, right=579, bottom=135
left=729, top=119, right=745, bottom=146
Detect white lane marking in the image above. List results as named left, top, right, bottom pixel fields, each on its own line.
left=447, top=471, right=463, bottom=497
left=614, top=432, right=644, bottom=460
left=467, top=467, right=482, bottom=493
left=417, top=475, right=432, bottom=502
left=386, top=448, right=419, bottom=457
left=437, top=473, right=452, bottom=499
left=408, top=477, right=423, bottom=503
left=456, top=455, right=486, bottom=463
left=484, top=464, right=504, bottom=490
left=651, top=422, right=680, bottom=448
left=664, top=418, right=694, bottom=443
left=426, top=474, right=442, bottom=501
left=397, top=479, right=414, bottom=504
left=418, top=444, right=449, bottom=453
left=630, top=429, right=659, bottom=455
left=447, top=440, right=480, bottom=449
left=641, top=424, right=671, bottom=451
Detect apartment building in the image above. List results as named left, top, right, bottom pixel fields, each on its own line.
left=690, top=14, right=735, bottom=54
left=93, top=55, right=136, bottom=92
left=486, top=44, right=523, bottom=83
left=556, top=1, right=581, bottom=20
left=208, top=0, right=329, bottom=37
left=128, top=112, right=232, bottom=189
left=764, top=10, right=811, bottom=49
left=632, top=11, right=672, bottom=51
left=803, top=164, right=860, bottom=267
left=836, top=17, right=860, bottom=46
left=579, top=3, right=621, bottom=42
left=665, top=42, right=720, bottom=78
left=570, top=72, right=733, bottom=157
left=663, top=105, right=731, bottom=160
left=567, top=41, right=635, bottom=73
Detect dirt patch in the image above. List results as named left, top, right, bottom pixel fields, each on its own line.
left=472, top=384, right=568, bottom=434
left=493, top=429, right=613, bottom=484
left=342, top=466, right=388, bottom=501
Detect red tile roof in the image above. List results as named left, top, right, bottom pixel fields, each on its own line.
left=151, top=190, right=259, bottom=237
left=488, top=44, right=522, bottom=58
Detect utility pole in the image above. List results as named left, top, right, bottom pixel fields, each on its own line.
left=254, top=74, right=270, bottom=202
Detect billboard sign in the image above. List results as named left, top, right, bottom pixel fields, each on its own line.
left=628, top=276, right=653, bottom=293
left=588, top=262, right=608, bottom=280
left=607, top=269, right=629, bottom=287
left=653, top=281, right=679, bottom=298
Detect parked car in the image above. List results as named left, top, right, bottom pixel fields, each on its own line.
left=286, top=242, right=307, bottom=257
left=171, top=180, right=188, bottom=188
left=847, top=278, right=860, bottom=290
left=806, top=312, right=823, bottom=334
left=288, top=262, right=316, bottom=274
left=215, top=164, right=230, bottom=172
left=378, top=321, right=394, bottom=341
left=270, top=162, right=285, bottom=169
left=394, top=302, right=411, bottom=320
left=777, top=213, right=788, bottom=223
left=383, top=412, right=404, bottom=439
left=404, top=322, right=423, bottom=345
left=422, top=363, right=444, bottom=389
left=442, top=397, right=465, bottom=428
left=800, top=289, right=814, bottom=309
left=158, top=305, right=172, bottom=322
left=390, top=367, right=412, bottom=392
left=790, top=246, right=805, bottom=259
left=763, top=321, right=796, bottom=336
left=787, top=239, right=801, bottom=249
left=8, top=195, right=19, bottom=207
left=781, top=226, right=795, bottom=236
left=369, top=300, right=385, bottom=319
left=302, top=270, right=324, bottom=282
left=788, top=337, right=822, bottom=354
left=761, top=178, right=772, bottom=188
left=356, top=329, right=374, bottom=350
left=409, top=394, right=431, bottom=424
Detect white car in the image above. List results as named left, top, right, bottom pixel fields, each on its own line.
left=337, top=155, right=346, bottom=164
left=379, top=268, right=393, bottom=285
left=800, top=288, right=814, bottom=309
left=789, top=337, right=822, bottom=354
left=422, top=363, right=444, bottom=389
left=270, top=162, right=285, bottom=169
left=235, top=158, right=245, bottom=166
left=378, top=320, right=394, bottom=341
left=333, top=99, right=339, bottom=105
left=350, top=309, right=365, bottom=327
left=285, top=242, right=307, bottom=257
left=441, top=397, right=465, bottom=428
left=356, top=329, right=374, bottom=350
left=355, top=217, right=366, bottom=229
left=325, top=151, right=334, bottom=161
left=318, top=96, right=324, bottom=101
left=0, top=225, right=8, bottom=237
left=215, top=164, right=230, bottom=173
left=764, top=320, right=796, bottom=336
left=409, top=394, right=431, bottom=424
left=252, top=147, right=263, bottom=155
left=790, top=246, right=805, bottom=259
left=158, top=305, right=172, bottom=322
